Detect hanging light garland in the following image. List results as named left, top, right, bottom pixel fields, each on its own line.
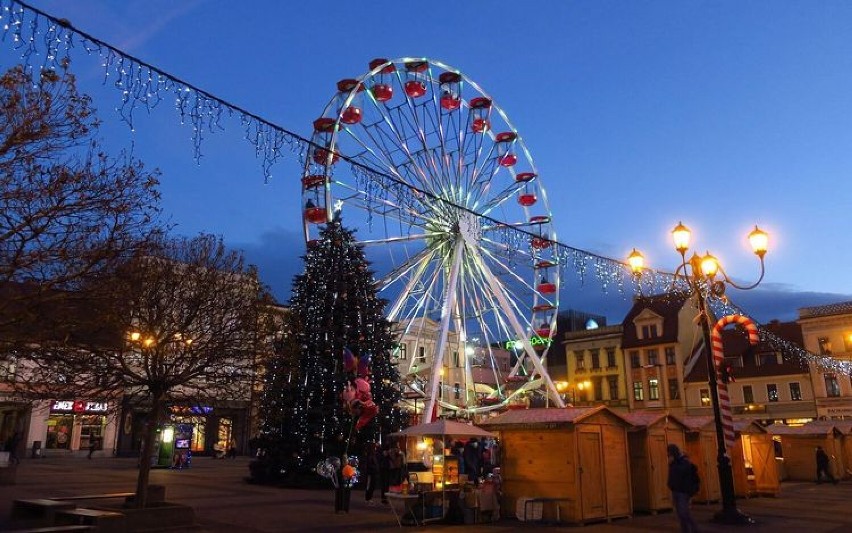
left=2, top=0, right=846, bottom=375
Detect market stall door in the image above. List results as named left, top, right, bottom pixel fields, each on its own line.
left=578, top=430, right=606, bottom=520
left=751, top=438, right=779, bottom=495
left=649, top=434, right=671, bottom=509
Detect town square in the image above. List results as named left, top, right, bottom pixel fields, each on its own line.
left=2, top=1, right=852, bottom=531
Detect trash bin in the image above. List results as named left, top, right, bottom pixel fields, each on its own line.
left=31, top=441, right=42, bottom=459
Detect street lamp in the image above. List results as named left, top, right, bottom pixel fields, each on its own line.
left=630, top=221, right=768, bottom=525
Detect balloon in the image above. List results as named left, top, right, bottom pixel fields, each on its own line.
left=343, top=346, right=356, bottom=373
left=342, top=464, right=356, bottom=479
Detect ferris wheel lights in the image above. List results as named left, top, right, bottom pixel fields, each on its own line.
left=517, top=193, right=537, bottom=207
left=371, top=83, right=393, bottom=102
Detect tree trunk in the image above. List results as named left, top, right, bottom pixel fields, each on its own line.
left=134, top=394, right=164, bottom=509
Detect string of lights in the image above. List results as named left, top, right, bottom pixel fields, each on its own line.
left=2, top=0, right=844, bottom=374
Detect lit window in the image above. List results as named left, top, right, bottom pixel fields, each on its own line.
left=789, top=382, right=802, bottom=401
left=767, top=384, right=779, bottom=402
left=825, top=374, right=841, bottom=397
left=633, top=381, right=644, bottom=401
left=398, top=343, right=407, bottom=360
left=648, top=378, right=660, bottom=400
left=700, top=389, right=711, bottom=406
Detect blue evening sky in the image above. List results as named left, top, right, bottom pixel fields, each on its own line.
left=12, top=0, right=852, bottom=323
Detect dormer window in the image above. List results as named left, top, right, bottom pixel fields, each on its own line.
left=641, top=324, right=659, bottom=339
left=633, top=309, right=663, bottom=340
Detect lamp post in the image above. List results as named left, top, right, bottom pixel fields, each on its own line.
left=629, top=222, right=768, bottom=525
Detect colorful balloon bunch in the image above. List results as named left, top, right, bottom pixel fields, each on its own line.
left=341, top=347, right=379, bottom=431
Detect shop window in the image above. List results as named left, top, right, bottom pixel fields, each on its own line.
left=668, top=378, right=680, bottom=400
left=665, top=347, right=676, bottom=365
left=767, top=383, right=779, bottom=402
left=630, top=351, right=641, bottom=368
left=633, top=381, right=644, bottom=401
left=79, top=415, right=105, bottom=452
left=218, top=417, right=233, bottom=451
left=46, top=415, right=73, bottom=449
left=743, top=385, right=754, bottom=404
left=818, top=337, right=832, bottom=355
left=575, top=351, right=585, bottom=370
left=700, top=389, right=711, bottom=406
left=590, top=349, right=600, bottom=369
left=607, top=376, right=619, bottom=400
left=606, top=349, right=617, bottom=368
left=648, top=378, right=660, bottom=400
left=825, top=374, right=841, bottom=397
left=647, top=349, right=659, bottom=366
left=790, top=382, right=803, bottom=401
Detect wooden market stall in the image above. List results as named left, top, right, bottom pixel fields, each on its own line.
left=766, top=423, right=844, bottom=482
left=730, top=421, right=780, bottom=498
left=480, top=406, right=632, bottom=525
left=622, top=412, right=688, bottom=513
left=680, top=416, right=721, bottom=503
left=802, top=421, right=852, bottom=479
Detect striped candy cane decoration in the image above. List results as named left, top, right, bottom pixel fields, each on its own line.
left=712, top=314, right=759, bottom=452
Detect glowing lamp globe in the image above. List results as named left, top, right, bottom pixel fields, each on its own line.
left=700, top=251, right=719, bottom=278
left=627, top=248, right=644, bottom=274
left=748, top=225, right=769, bottom=258
left=672, top=221, right=691, bottom=254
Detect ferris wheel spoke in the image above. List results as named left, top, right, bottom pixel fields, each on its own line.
left=480, top=245, right=556, bottom=306
left=397, top=262, right=445, bottom=375
left=384, top=248, right=437, bottom=322
left=478, top=180, right=529, bottom=216
left=331, top=179, right=434, bottom=229
left=480, top=236, right=536, bottom=261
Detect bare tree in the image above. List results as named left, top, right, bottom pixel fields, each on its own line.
left=17, top=234, right=271, bottom=507
left=0, top=63, right=161, bottom=338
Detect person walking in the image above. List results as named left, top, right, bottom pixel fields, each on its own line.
left=378, top=443, right=391, bottom=504
left=463, top=438, right=482, bottom=486
left=6, top=431, right=22, bottom=465
left=815, top=446, right=838, bottom=484
left=87, top=436, right=99, bottom=460
left=667, top=444, right=700, bottom=533
left=363, top=442, right=381, bottom=505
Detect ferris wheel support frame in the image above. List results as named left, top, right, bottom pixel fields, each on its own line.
left=474, top=250, right=565, bottom=408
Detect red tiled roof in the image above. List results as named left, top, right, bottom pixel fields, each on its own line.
left=621, top=293, right=690, bottom=349
left=798, top=301, right=852, bottom=319
left=802, top=420, right=852, bottom=435
left=621, top=411, right=688, bottom=429
left=766, top=423, right=835, bottom=436
left=679, top=415, right=714, bottom=430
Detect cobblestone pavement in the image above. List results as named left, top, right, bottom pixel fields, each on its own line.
left=1, top=456, right=851, bottom=532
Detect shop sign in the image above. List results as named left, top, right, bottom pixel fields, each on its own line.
left=818, top=405, right=852, bottom=417
left=504, top=336, right=552, bottom=350
left=51, top=400, right=109, bottom=414
left=170, top=405, right=213, bottom=415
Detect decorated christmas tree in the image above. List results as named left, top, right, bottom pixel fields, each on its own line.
left=251, top=213, right=403, bottom=484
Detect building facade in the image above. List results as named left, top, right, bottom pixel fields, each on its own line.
left=558, top=324, right=628, bottom=410
left=798, top=301, right=852, bottom=420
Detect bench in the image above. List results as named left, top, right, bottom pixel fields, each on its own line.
left=55, top=508, right=126, bottom=533
left=11, top=499, right=76, bottom=522
left=50, top=493, right=134, bottom=502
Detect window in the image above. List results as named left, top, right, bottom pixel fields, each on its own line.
left=665, top=347, right=676, bottom=365
left=0, top=356, right=17, bottom=381
left=818, top=337, right=832, bottom=355
left=633, top=381, right=644, bottom=401
left=759, top=352, right=778, bottom=366
left=647, top=349, right=659, bottom=366
left=594, top=378, right=603, bottom=401
left=668, top=378, right=680, bottom=400
left=606, top=349, right=617, bottom=368
left=825, top=374, right=841, bottom=397
left=641, top=324, right=659, bottom=339
left=590, top=349, right=600, bottom=369
left=608, top=376, right=619, bottom=400
left=767, top=384, right=779, bottom=402
left=454, top=383, right=461, bottom=400
left=417, top=346, right=426, bottom=363
left=790, top=382, right=802, bottom=401
left=630, top=351, right=641, bottom=368
left=575, top=351, right=585, bottom=370
left=700, top=389, right=711, bottom=406
left=648, top=378, right=660, bottom=400
left=452, top=351, right=459, bottom=367
left=742, top=385, right=754, bottom=404
left=398, top=343, right=407, bottom=360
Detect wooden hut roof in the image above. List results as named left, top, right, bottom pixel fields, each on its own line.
left=732, top=420, right=767, bottom=434
left=802, top=420, right=852, bottom=434
left=679, top=415, right=715, bottom=431
left=480, top=406, right=631, bottom=429
left=621, top=411, right=688, bottom=430
left=766, top=423, right=837, bottom=436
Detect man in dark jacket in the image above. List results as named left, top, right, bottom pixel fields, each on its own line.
left=463, top=438, right=482, bottom=486
left=667, top=444, right=699, bottom=533
left=815, top=446, right=837, bottom=484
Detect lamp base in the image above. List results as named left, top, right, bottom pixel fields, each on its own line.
left=712, top=507, right=755, bottom=525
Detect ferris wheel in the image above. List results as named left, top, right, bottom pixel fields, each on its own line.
left=301, top=57, right=564, bottom=417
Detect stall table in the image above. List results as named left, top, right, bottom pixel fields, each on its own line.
left=385, top=492, right=421, bottom=527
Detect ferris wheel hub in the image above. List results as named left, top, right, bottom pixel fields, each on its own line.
left=457, top=211, right=481, bottom=245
